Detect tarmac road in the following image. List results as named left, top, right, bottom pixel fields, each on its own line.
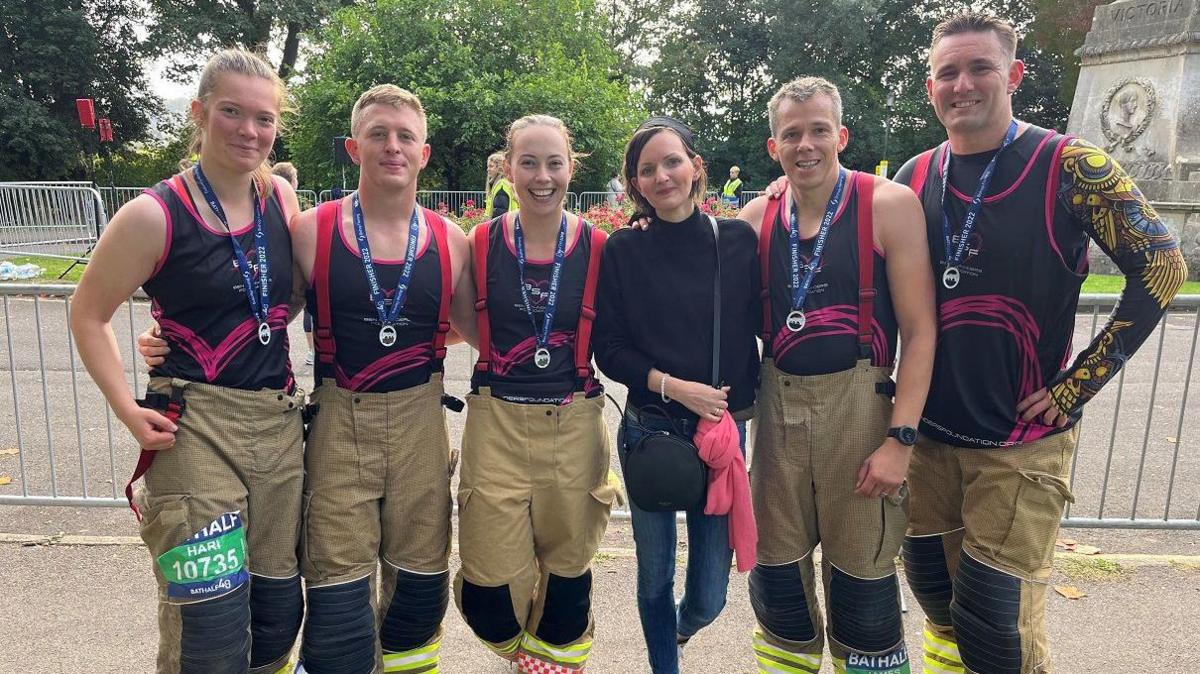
left=1, top=293, right=1199, bottom=671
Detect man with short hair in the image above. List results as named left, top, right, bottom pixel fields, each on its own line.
left=722, top=165, right=743, bottom=205
left=288, top=84, right=475, bottom=674
left=739, top=75, right=937, bottom=674
left=893, top=12, right=1186, bottom=674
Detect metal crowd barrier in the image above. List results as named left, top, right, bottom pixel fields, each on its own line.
left=96, top=187, right=147, bottom=219
left=2, top=284, right=1198, bottom=529
left=296, top=189, right=318, bottom=210
left=577, top=192, right=623, bottom=212
left=0, top=184, right=108, bottom=261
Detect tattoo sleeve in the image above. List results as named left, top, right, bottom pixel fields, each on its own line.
left=1049, top=139, right=1188, bottom=414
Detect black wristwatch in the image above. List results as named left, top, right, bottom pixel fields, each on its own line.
left=887, top=425, right=918, bottom=446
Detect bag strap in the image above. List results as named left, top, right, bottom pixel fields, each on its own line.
left=709, top=215, right=722, bottom=387
left=855, top=171, right=876, bottom=360
left=427, top=208, right=453, bottom=367
left=759, top=194, right=781, bottom=344
left=574, top=222, right=607, bottom=384
left=313, top=199, right=340, bottom=366
left=472, top=218, right=493, bottom=376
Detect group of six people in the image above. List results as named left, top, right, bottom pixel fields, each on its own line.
left=71, top=10, right=1186, bottom=674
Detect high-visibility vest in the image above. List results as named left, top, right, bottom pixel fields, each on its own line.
left=722, top=178, right=742, bottom=197
left=485, top=178, right=519, bottom=215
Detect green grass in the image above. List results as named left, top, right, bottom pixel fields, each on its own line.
left=1082, top=273, right=1200, bottom=294
left=0, top=255, right=85, bottom=283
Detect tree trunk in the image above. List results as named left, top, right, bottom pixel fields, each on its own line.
left=279, top=22, right=301, bottom=78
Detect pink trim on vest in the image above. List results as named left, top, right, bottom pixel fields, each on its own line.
left=143, top=189, right=174, bottom=278
left=334, top=199, right=433, bottom=264
left=943, top=131, right=1055, bottom=203
left=501, top=213, right=585, bottom=263
left=167, top=175, right=260, bottom=237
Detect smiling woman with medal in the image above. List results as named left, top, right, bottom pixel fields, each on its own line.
left=71, top=49, right=306, bottom=674
left=453, top=115, right=619, bottom=674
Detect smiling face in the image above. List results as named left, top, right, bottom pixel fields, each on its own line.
left=505, top=123, right=574, bottom=218
left=766, top=94, right=848, bottom=193
left=927, top=29, right=1024, bottom=141
left=630, top=129, right=703, bottom=221
left=347, top=102, right=430, bottom=192
left=191, top=72, right=280, bottom=175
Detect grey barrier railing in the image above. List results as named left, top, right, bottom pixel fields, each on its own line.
left=2, top=284, right=1198, bottom=528
left=96, top=187, right=146, bottom=219
left=0, top=184, right=107, bottom=261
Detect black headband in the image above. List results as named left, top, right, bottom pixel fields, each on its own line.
left=635, top=116, right=698, bottom=152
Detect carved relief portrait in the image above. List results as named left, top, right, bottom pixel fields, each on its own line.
left=1100, top=78, right=1156, bottom=153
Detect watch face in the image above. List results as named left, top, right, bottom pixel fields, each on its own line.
left=898, top=426, right=918, bottom=445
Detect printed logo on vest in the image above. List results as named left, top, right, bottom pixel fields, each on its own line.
left=156, top=511, right=249, bottom=601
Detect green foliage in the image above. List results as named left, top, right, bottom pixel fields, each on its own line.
left=287, top=0, right=643, bottom=192
left=99, top=115, right=192, bottom=187
left=144, top=0, right=355, bottom=80
left=640, top=0, right=1084, bottom=188
left=0, top=0, right=158, bottom=180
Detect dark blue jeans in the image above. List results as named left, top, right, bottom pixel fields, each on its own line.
left=617, top=409, right=746, bottom=674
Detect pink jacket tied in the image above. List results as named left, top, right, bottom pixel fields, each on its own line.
left=694, top=411, right=757, bottom=572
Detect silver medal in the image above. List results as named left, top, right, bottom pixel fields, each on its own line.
left=257, top=322, right=272, bottom=345
left=942, top=267, right=961, bottom=290
left=534, top=347, right=552, bottom=369
left=785, top=310, right=806, bottom=333
left=379, top=324, right=397, bottom=347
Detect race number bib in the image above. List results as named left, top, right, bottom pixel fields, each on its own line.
left=157, top=512, right=249, bottom=601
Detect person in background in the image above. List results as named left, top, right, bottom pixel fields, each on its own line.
left=271, top=161, right=316, bottom=366
left=721, top=165, right=743, bottom=206
left=485, top=150, right=519, bottom=219
left=606, top=171, right=624, bottom=206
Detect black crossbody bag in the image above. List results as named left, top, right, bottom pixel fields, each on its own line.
left=621, top=216, right=721, bottom=512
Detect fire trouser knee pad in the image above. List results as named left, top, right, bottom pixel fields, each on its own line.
left=460, top=578, right=523, bottom=645
left=534, top=570, right=593, bottom=646
left=902, top=534, right=954, bottom=627
left=827, top=565, right=904, bottom=655
left=248, top=573, right=304, bottom=670
left=380, top=568, right=450, bottom=653
left=301, top=577, right=376, bottom=674
left=951, top=553, right=1023, bottom=674
left=748, top=562, right=818, bottom=643
left=178, top=583, right=252, bottom=674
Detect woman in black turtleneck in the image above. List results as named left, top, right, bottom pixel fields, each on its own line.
left=592, top=117, right=760, bottom=674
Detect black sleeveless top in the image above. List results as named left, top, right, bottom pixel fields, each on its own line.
left=142, top=174, right=294, bottom=391
left=902, top=126, right=1086, bottom=447
left=763, top=174, right=897, bottom=375
left=471, top=216, right=602, bottom=404
left=308, top=201, right=443, bottom=393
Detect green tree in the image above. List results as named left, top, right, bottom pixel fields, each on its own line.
left=0, top=0, right=158, bottom=180
left=145, top=0, right=359, bottom=80
left=642, top=0, right=1079, bottom=186
left=288, top=0, right=643, bottom=192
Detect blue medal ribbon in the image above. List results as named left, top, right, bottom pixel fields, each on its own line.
left=938, top=119, right=1018, bottom=289
left=513, top=213, right=568, bottom=368
left=192, top=164, right=271, bottom=345
left=785, top=168, right=847, bottom=332
left=351, top=192, right=421, bottom=347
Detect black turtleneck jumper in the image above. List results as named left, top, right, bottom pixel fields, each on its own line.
left=593, top=207, right=761, bottom=419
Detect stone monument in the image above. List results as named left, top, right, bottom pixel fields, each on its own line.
left=1067, top=0, right=1200, bottom=276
